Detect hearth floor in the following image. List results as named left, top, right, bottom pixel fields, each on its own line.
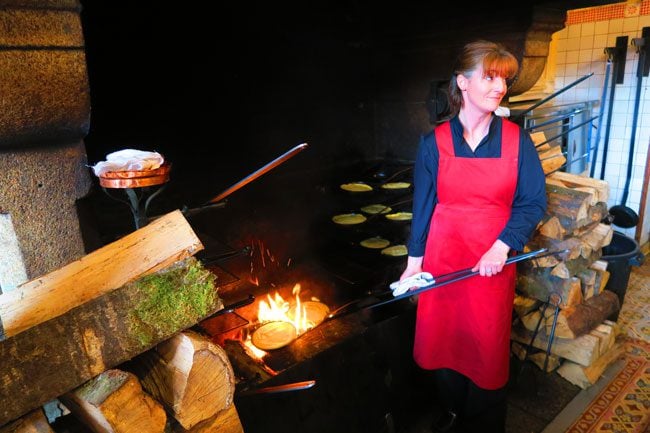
left=404, top=248, right=650, bottom=433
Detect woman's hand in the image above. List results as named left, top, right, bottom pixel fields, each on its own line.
left=400, top=256, right=424, bottom=280
left=472, top=239, right=510, bottom=277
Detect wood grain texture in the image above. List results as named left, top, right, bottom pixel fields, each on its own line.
left=0, top=210, right=203, bottom=339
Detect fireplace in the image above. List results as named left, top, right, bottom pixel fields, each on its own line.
left=183, top=157, right=426, bottom=432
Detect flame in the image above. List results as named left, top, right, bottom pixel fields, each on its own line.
left=243, top=338, right=267, bottom=358
left=256, top=283, right=316, bottom=335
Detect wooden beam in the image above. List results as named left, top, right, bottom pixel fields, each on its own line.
left=0, top=210, right=203, bottom=340
left=0, top=257, right=223, bottom=427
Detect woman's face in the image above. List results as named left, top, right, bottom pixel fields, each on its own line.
left=458, top=65, right=508, bottom=114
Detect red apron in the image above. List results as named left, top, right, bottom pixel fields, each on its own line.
left=413, top=119, right=519, bottom=390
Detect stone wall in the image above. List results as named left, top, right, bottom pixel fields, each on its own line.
left=0, top=0, right=91, bottom=292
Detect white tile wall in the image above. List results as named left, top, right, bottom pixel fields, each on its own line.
left=548, top=7, right=650, bottom=244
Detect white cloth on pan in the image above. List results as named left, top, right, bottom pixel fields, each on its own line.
left=91, top=149, right=164, bottom=176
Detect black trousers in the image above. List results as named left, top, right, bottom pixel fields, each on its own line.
left=432, top=368, right=507, bottom=433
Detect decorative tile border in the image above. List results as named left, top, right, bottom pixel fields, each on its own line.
left=566, top=1, right=650, bottom=25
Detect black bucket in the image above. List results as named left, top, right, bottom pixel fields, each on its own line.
left=601, top=231, right=644, bottom=321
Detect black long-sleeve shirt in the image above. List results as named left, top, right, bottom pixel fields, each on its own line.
left=407, top=115, right=547, bottom=257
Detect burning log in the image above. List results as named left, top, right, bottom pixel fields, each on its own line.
left=0, top=256, right=222, bottom=427
left=0, top=409, right=53, bottom=433
left=129, top=330, right=236, bottom=430
left=0, top=210, right=203, bottom=340
left=59, top=369, right=167, bottom=433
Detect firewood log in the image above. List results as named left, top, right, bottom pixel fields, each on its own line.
left=0, top=210, right=203, bottom=340
left=511, top=323, right=600, bottom=367
left=593, top=269, right=610, bottom=296
left=548, top=171, right=609, bottom=203
left=516, top=273, right=583, bottom=308
left=60, top=369, right=166, bottom=433
left=170, top=405, right=245, bottom=433
left=0, top=257, right=223, bottom=427
left=538, top=202, right=607, bottom=240
left=520, top=310, right=543, bottom=332
left=545, top=290, right=620, bottom=339
left=0, top=409, right=53, bottom=433
left=539, top=146, right=566, bottom=175
left=513, top=295, right=540, bottom=319
left=528, top=352, right=561, bottom=372
left=557, top=342, right=624, bottom=389
left=130, top=330, right=236, bottom=430
left=577, top=269, right=597, bottom=299
left=582, top=223, right=613, bottom=252
left=546, top=183, right=593, bottom=223
left=590, top=322, right=616, bottom=356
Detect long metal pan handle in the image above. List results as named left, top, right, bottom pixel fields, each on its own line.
left=534, top=116, right=599, bottom=149
left=205, top=142, right=309, bottom=205
left=238, top=380, right=316, bottom=396
left=327, top=248, right=565, bottom=321
left=511, top=73, right=594, bottom=121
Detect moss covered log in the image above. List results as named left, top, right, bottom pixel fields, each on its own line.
left=0, top=257, right=222, bottom=428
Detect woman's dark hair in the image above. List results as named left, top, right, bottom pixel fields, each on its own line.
left=447, top=40, right=519, bottom=117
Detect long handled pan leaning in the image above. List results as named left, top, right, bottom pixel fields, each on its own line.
left=181, top=142, right=309, bottom=217
left=589, top=57, right=612, bottom=178
left=599, top=36, right=628, bottom=180
left=609, top=33, right=648, bottom=228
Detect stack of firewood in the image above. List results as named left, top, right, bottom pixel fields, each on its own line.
left=0, top=211, right=244, bottom=432
left=510, top=170, right=624, bottom=388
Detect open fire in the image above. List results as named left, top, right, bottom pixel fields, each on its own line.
left=245, top=283, right=330, bottom=354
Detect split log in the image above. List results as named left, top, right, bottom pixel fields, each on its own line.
left=528, top=352, right=561, bottom=372
left=510, top=341, right=560, bottom=372
left=0, top=257, right=223, bottom=427
left=590, top=260, right=609, bottom=272
left=170, top=405, right=245, bottom=433
left=590, top=322, right=616, bottom=356
left=60, top=369, right=166, bottom=433
left=546, top=183, right=593, bottom=223
left=516, top=273, right=583, bottom=308
left=511, top=323, right=600, bottom=367
left=538, top=145, right=566, bottom=175
left=0, top=409, right=53, bottom=433
left=545, top=290, right=620, bottom=339
left=548, top=171, right=609, bottom=203
left=522, top=237, right=601, bottom=275
left=557, top=342, right=624, bottom=389
left=130, top=330, right=236, bottom=430
left=0, top=210, right=203, bottom=340
left=582, top=223, right=613, bottom=252
left=530, top=131, right=547, bottom=146
left=538, top=202, right=607, bottom=240
left=577, top=269, right=597, bottom=299
left=513, top=295, right=540, bottom=319
left=520, top=310, right=543, bottom=332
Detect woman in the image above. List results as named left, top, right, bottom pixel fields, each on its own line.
left=401, top=40, right=547, bottom=432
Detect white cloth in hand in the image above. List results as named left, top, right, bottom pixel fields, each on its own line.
left=390, top=272, right=435, bottom=296
left=91, top=149, right=164, bottom=176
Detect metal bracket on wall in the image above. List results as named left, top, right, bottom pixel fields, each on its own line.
left=636, top=26, right=650, bottom=77
left=612, top=35, right=628, bottom=84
